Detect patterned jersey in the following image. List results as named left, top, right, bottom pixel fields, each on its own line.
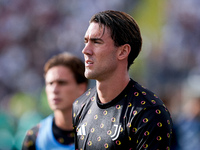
left=22, top=115, right=74, bottom=150
left=72, top=79, right=173, bottom=150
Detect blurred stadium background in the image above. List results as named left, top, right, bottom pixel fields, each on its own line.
left=0, top=0, right=200, bottom=149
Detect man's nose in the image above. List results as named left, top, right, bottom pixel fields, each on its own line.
left=82, top=43, right=93, bottom=55
left=52, top=84, right=59, bottom=93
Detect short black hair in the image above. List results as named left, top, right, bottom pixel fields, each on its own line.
left=90, top=10, right=142, bottom=69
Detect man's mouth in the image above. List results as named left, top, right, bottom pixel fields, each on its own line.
left=85, top=60, right=93, bottom=66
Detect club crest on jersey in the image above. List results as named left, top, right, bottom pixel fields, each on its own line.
left=110, top=124, right=121, bottom=141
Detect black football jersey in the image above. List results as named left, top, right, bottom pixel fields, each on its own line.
left=73, top=79, right=172, bottom=150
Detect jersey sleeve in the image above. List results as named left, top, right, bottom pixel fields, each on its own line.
left=21, top=125, right=39, bottom=150
left=130, top=105, right=172, bottom=150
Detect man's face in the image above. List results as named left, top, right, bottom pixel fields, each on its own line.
left=82, top=22, right=119, bottom=81
left=45, top=65, right=81, bottom=112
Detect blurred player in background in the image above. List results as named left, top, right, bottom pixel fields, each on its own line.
left=22, top=52, right=88, bottom=150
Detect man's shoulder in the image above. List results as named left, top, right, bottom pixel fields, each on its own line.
left=129, top=79, right=165, bottom=108
left=22, top=124, right=40, bottom=149
left=28, top=124, right=40, bottom=135
left=73, top=87, right=96, bottom=105
left=26, top=115, right=52, bottom=133
left=72, top=87, right=97, bottom=125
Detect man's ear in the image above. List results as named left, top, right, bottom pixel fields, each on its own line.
left=117, top=44, right=131, bottom=60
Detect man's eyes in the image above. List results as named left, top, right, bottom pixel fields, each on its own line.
left=46, top=82, right=53, bottom=85
left=84, top=39, right=88, bottom=44
left=84, top=39, right=102, bottom=44
left=93, top=40, right=101, bottom=44
left=46, top=81, right=68, bottom=86
left=57, top=81, right=68, bottom=85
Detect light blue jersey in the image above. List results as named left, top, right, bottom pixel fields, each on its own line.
left=36, top=115, right=75, bottom=150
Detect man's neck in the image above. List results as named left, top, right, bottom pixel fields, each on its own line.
left=54, top=109, right=73, bottom=130
left=96, top=75, right=130, bottom=104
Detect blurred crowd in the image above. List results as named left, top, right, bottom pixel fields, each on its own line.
left=146, top=0, right=200, bottom=149
left=0, top=0, right=136, bottom=100
left=0, top=0, right=137, bottom=149
left=0, top=0, right=200, bottom=149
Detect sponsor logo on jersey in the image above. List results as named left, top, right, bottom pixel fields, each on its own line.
left=77, top=124, right=86, bottom=136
